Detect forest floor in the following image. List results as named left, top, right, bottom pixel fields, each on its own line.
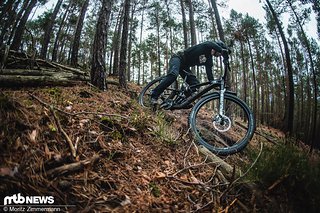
left=0, top=81, right=317, bottom=212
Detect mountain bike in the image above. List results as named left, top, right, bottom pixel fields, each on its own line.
left=138, top=52, right=255, bottom=155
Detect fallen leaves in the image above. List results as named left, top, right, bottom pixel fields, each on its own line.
left=0, top=167, right=18, bottom=177
left=29, top=129, right=37, bottom=143
left=0, top=84, right=266, bottom=212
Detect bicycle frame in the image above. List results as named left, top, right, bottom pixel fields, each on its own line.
left=168, top=56, right=234, bottom=112
left=139, top=51, right=255, bottom=155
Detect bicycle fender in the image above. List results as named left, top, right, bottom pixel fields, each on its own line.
left=199, top=91, right=237, bottom=100
left=226, top=90, right=237, bottom=96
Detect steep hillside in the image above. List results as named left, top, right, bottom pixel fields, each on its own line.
left=0, top=82, right=317, bottom=212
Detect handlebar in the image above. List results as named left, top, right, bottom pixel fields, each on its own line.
left=221, top=48, right=231, bottom=58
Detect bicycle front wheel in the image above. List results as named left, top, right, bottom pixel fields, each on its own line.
left=189, top=93, right=255, bottom=155
left=138, top=76, right=178, bottom=109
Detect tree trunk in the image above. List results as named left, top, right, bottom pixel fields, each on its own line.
left=0, top=1, right=14, bottom=22
left=179, top=0, right=188, bottom=48
left=266, top=0, right=294, bottom=134
left=52, top=1, right=72, bottom=62
left=210, top=0, right=225, bottom=42
left=286, top=0, right=318, bottom=150
left=186, top=0, right=197, bottom=45
left=119, top=0, right=130, bottom=89
left=126, top=1, right=136, bottom=82
left=210, top=0, right=230, bottom=87
left=154, top=4, right=161, bottom=76
left=70, top=0, right=89, bottom=67
left=0, top=0, right=20, bottom=45
left=250, top=39, right=258, bottom=119
left=10, top=0, right=37, bottom=51
left=40, top=0, right=63, bottom=59
left=7, top=0, right=28, bottom=46
left=138, top=0, right=146, bottom=85
left=207, top=0, right=218, bottom=39
left=111, top=8, right=123, bottom=76
left=239, top=40, right=247, bottom=104
left=0, top=75, right=83, bottom=87
left=91, top=0, right=112, bottom=90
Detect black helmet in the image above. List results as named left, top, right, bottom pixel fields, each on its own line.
left=216, top=40, right=228, bottom=49
left=216, top=40, right=231, bottom=55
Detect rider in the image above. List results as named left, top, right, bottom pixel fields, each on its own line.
left=151, top=40, right=229, bottom=106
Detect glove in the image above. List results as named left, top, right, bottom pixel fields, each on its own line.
left=221, top=48, right=231, bottom=57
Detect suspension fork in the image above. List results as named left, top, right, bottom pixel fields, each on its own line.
left=219, top=57, right=230, bottom=116
left=211, top=84, right=231, bottom=132
left=219, top=85, right=226, bottom=116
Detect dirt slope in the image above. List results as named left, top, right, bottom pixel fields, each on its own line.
left=0, top=82, right=285, bottom=212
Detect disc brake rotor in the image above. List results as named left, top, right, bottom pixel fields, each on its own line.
left=212, top=115, right=231, bottom=132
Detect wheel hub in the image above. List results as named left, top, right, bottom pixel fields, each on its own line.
left=212, top=115, right=231, bottom=132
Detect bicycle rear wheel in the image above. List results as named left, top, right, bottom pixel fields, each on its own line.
left=189, top=93, right=255, bottom=155
left=138, top=76, right=178, bottom=108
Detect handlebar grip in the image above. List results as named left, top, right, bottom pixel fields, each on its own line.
left=222, top=48, right=231, bottom=55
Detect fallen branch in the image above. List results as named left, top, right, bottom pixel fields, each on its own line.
left=46, top=154, right=100, bottom=178
left=0, top=50, right=89, bottom=87
left=229, top=141, right=264, bottom=185
left=0, top=74, right=85, bottom=87
left=267, top=174, right=289, bottom=192
left=170, top=161, right=220, bottom=178
left=198, top=145, right=241, bottom=178
left=222, top=198, right=238, bottom=213
left=254, top=130, right=279, bottom=145
left=50, top=61, right=87, bottom=75
left=220, top=141, right=264, bottom=208
left=50, top=107, right=77, bottom=158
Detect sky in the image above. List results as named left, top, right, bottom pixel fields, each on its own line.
left=221, top=0, right=266, bottom=22
left=36, top=0, right=318, bottom=40
left=221, top=0, right=318, bottom=39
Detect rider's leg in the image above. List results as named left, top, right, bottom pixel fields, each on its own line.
left=151, top=57, right=181, bottom=100
left=180, top=68, right=200, bottom=92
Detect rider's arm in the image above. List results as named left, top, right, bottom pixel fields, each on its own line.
left=210, top=41, right=231, bottom=56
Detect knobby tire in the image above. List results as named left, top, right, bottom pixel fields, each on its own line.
left=189, top=93, right=255, bottom=155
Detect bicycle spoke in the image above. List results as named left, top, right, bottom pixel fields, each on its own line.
left=189, top=93, right=254, bottom=155
left=139, top=77, right=178, bottom=109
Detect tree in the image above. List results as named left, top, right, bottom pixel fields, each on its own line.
left=40, top=0, right=63, bottom=59
left=265, top=0, right=295, bottom=135
left=10, top=0, right=38, bottom=51
left=0, top=0, right=20, bottom=46
left=137, top=0, right=147, bottom=85
left=119, top=0, right=131, bottom=88
left=52, top=1, right=72, bottom=62
left=209, top=0, right=225, bottom=42
left=209, top=0, right=230, bottom=88
left=286, top=0, right=318, bottom=150
left=70, top=0, right=90, bottom=67
left=111, top=5, right=124, bottom=76
left=299, top=0, right=319, bottom=38
left=126, top=1, right=137, bottom=82
left=91, top=0, right=113, bottom=90
left=242, top=14, right=263, bottom=120
left=179, top=0, right=188, bottom=48
left=186, top=0, right=197, bottom=45
left=148, top=1, right=162, bottom=76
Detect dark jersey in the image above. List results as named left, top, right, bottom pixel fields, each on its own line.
left=182, top=41, right=223, bottom=81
